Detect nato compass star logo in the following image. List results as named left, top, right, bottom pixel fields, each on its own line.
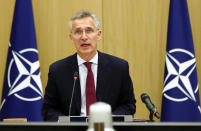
left=5, top=43, right=43, bottom=102
left=163, top=48, right=200, bottom=106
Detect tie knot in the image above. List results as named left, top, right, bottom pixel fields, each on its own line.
left=84, top=62, right=92, bottom=71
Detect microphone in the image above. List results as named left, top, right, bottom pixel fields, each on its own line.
left=141, top=93, right=160, bottom=119
left=68, top=71, right=79, bottom=116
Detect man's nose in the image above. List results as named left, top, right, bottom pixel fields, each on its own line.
left=80, top=31, right=88, bottom=40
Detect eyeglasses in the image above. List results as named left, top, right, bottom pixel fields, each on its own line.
left=72, top=28, right=97, bottom=37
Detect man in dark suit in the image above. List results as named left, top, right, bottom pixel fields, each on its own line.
left=42, top=10, right=136, bottom=121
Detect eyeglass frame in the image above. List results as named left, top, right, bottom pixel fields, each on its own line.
left=71, top=27, right=99, bottom=37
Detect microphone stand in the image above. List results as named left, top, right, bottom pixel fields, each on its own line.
left=149, top=111, right=154, bottom=122
left=67, top=72, right=78, bottom=123
left=69, top=76, right=78, bottom=116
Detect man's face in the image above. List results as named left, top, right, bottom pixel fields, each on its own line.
left=69, top=16, right=102, bottom=58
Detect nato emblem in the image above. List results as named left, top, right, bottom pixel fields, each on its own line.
left=163, top=48, right=199, bottom=105
left=6, top=44, right=43, bottom=102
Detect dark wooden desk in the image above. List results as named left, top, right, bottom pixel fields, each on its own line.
left=0, top=122, right=201, bottom=131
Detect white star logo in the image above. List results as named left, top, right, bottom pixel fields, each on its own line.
left=7, top=48, right=43, bottom=101
left=163, top=48, right=199, bottom=102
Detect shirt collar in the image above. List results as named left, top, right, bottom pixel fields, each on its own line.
left=77, top=52, right=98, bottom=66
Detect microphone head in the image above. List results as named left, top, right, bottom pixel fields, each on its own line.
left=74, top=71, right=78, bottom=79
left=141, top=93, right=150, bottom=103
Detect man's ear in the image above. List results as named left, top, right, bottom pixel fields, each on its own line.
left=97, top=30, right=102, bottom=40
left=69, top=33, right=73, bottom=42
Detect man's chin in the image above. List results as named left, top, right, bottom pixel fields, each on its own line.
left=78, top=50, right=96, bottom=57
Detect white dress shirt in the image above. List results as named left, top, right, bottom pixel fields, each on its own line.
left=77, top=52, right=98, bottom=116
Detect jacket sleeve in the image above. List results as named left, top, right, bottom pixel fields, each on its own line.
left=112, top=62, right=136, bottom=115
left=42, top=64, right=65, bottom=121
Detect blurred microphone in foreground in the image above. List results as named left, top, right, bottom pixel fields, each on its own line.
left=87, top=102, right=115, bottom=131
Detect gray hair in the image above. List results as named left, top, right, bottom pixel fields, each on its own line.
left=69, top=10, right=100, bottom=32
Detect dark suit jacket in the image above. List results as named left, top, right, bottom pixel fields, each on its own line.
left=42, top=51, right=136, bottom=121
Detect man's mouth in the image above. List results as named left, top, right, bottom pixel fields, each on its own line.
left=81, top=43, right=90, bottom=47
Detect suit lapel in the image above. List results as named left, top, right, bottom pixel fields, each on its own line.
left=96, top=52, right=109, bottom=101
